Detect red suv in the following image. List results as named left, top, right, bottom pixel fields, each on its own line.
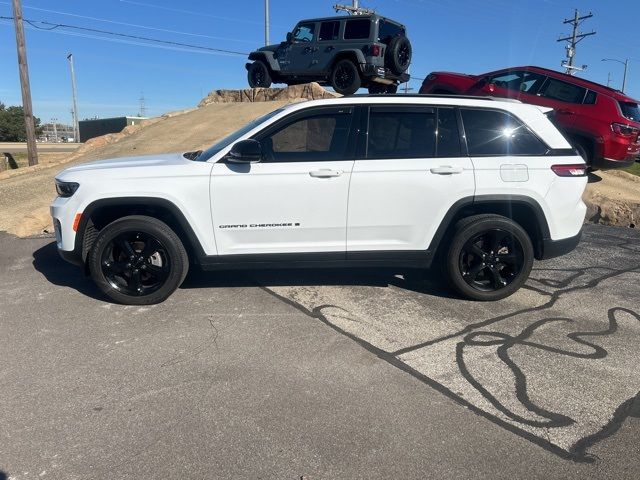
left=420, top=66, right=640, bottom=169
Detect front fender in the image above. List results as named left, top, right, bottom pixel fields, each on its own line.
left=248, top=51, right=280, bottom=72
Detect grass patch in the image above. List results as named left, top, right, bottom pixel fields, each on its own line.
left=624, top=161, right=640, bottom=177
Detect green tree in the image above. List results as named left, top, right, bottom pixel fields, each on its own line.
left=0, top=103, right=43, bottom=142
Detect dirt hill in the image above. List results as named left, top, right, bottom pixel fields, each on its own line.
left=0, top=83, right=638, bottom=237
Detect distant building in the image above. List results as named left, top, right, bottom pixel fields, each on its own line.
left=78, top=116, right=147, bottom=143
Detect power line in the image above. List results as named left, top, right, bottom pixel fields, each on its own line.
left=0, top=16, right=249, bottom=56
left=118, top=0, right=270, bottom=27
left=0, top=1, right=257, bottom=45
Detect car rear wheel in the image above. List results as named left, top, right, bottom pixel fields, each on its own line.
left=445, top=215, right=533, bottom=301
left=331, top=59, right=361, bottom=95
left=247, top=61, right=272, bottom=88
left=573, top=141, right=592, bottom=167
left=88, top=215, right=189, bottom=305
left=385, top=37, right=412, bottom=75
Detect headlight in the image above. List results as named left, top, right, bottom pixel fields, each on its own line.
left=55, top=180, right=80, bottom=198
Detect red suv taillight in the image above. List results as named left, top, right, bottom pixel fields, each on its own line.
left=551, top=164, right=587, bottom=177
left=611, top=122, right=640, bottom=138
left=370, top=45, right=381, bottom=56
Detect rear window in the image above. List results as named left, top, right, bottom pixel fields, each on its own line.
left=539, top=78, right=586, bottom=104
left=378, top=19, right=404, bottom=44
left=619, top=102, right=640, bottom=122
left=344, top=19, right=371, bottom=39
left=461, top=109, right=548, bottom=156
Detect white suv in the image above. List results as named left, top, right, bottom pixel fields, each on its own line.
left=51, top=95, right=588, bottom=305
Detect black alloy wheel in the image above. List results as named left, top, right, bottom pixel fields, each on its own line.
left=331, top=59, right=361, bottom=95
left=247, top=61, right=272, bottom=88
left=397, top=42, right=411, bottom=70
left=101, top=231, right=170, bottom=297
left=459, top=229, right=524, bottom=292
left=445, top=214, right=534, bottom=301
left=88, top=215, right=189, bottom=305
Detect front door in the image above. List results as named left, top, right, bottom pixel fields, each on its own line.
left=347, top=106, right=475, bottom=253
left=280, top=22, right=318, bottom=74
left=210, top=106, right=357, bottom=256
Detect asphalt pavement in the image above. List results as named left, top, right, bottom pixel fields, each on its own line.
left=0, top=224, right=638, bottom=479
left=0, top=142, right=81, bottom=154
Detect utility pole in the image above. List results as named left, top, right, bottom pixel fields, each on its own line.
left=557, top=9, right=595, bottom=75
left=264, top=0, right=270, bottom=46
left=67, top=53, right=79, bottom=142
left=606, top=72, right=612, bottom=88
left=602, top=58, right=628, bottom=93
left=52, top=117, right=58, bottom=142
left=334, top=0, right=374, bottom=15
left=11, top=0, right=38, bottom=165
left=139, top=92, right=147, bottom=117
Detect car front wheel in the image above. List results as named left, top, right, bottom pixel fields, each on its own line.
left=88, top=215, right=189, bottom=305
left=445, top=214, right=534, bottom=301
left=247, top=61, right=272, bottom=88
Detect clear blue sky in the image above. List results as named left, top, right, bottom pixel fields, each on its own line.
left=1, top=0, right=639, bottom=125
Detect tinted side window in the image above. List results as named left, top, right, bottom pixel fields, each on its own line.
left=437, top=108, right=461, bottom=157
left=539, top=78, right=586, bottom=103
left=293, top=23, right=315, bottom=42
left=378, top=20, right=404, bottom=44
left=344, top=19, right=371, bottom=39
left=261, top=112, right=352, bottom=162
left=319, top=21, right=339, bottom=41
left=487, top=71, right=546, bottom=94
left=461, top=109, right=548, bottom=156
left=367, top=108, right=436, bottom=159
left=583, top=90, right=597, bottom=104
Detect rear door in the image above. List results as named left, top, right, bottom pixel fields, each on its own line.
left=460, top=107, right=552, bottom=201
left=534, top=76, right=588, bottom=129
left=346, top=105, right=475, bottom=253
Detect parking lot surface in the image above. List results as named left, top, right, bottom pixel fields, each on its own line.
left=0, top=224, right=639, bottom=479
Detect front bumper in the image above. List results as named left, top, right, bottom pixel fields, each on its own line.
left=539, top=229, right=582, bottom=260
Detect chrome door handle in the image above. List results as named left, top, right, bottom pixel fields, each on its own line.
left=309, top=169, right=342, bottom=178
left=430, top=166, right=464, bottom=175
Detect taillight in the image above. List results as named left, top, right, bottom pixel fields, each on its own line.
left=611, top=122, right=639, bottom=137
left=370, top=44, right=381, bottom=56
left=551, top=164, right=587, bottom=177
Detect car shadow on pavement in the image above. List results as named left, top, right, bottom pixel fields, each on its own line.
left=181, top=267, right=459, bottom=299
left=32, top=241, right=108, bottom=302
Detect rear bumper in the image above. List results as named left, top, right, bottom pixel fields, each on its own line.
left=540, top=229, right=582, bottom=260
left=361, top=64, right=409, bottom=83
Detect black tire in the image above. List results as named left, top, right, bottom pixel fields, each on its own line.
left=445, top=214, right=534, bottom=301
left=247, top=61, right=272, bottom=88
left=88, top=215, right=189, bottom=305
left=385, top=36, right=412, bottom=75
left=367, top=83, right=398, bottom=94
left=573, top=141, right=592, bottom=166
left=331, top=59, right=361, bottom=95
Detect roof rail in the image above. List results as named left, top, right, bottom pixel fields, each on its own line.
left=345, top=93, right=523, bottom=103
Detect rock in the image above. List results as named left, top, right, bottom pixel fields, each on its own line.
left=198, top=82, right=340, bottom=107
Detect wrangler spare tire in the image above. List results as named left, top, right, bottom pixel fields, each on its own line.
left=385, top=36, right=412, bottom=75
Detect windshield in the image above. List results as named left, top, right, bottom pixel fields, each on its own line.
left=197, top=108, right=285, bottom=161
left=619, top=101, right=640, bottom=122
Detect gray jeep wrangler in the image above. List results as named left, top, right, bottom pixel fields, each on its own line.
left=246, top=14, right=412, bottom=95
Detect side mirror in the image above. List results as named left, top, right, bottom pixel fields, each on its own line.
left=226, top=139, right=262, bottom=163
left=286, top=32, right=293, bottom=43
